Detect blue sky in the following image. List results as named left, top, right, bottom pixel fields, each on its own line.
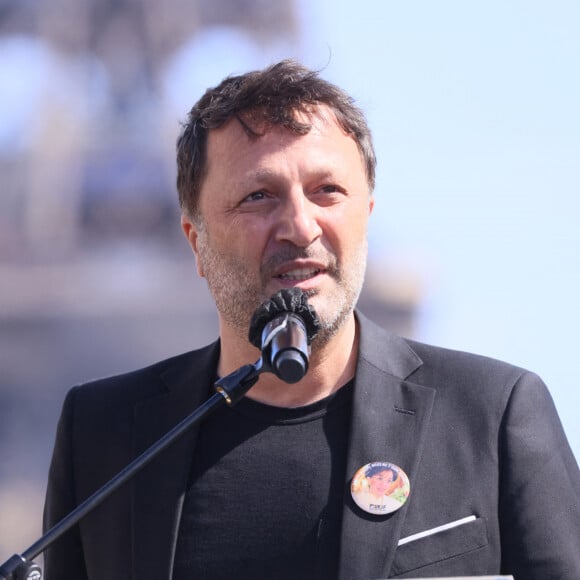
left=151, top=0, right=580, bottom=455
left=0, top=0, right=576, bottom=557
left=3, top=1, right=578, bottom=455
left=296, top=0, right=580, bottom=454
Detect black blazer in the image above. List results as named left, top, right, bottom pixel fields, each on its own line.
left=43, top=313, right=580, bottom=579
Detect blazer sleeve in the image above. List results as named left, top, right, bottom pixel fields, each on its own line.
left=43, top=386, right=89, bottom=580
left=499, top=371, right=580, bottom=578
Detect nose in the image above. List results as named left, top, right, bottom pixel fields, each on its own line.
left=274, top=191, right=322, bottom=247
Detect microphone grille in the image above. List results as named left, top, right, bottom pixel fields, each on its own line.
left=248, top=288, right=320, bottom=348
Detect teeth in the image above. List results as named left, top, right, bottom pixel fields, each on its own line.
left=278, top=268, right=321, bottom=281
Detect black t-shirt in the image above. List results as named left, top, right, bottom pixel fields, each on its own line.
left=173, top=380, right=354, bottom=580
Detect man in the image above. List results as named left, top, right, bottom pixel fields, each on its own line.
left=44, top=60, right=579, bottom=579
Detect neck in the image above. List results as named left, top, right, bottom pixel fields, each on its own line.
left=217, top=313, right=359, bottom=408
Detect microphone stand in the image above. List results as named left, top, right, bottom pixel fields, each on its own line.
left=0, top=359, right=265, bottom=580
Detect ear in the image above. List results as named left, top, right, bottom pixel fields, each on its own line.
left=368, top=194, right=375, bottom=215
left=181, top=213, right=205, bottom=277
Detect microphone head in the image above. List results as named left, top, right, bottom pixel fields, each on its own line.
left=248, top=288, right=320, bottom=349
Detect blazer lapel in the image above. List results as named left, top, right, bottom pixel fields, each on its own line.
left=339, top=314, right=436, bottom=580
left=131, top=342, right=220, bottom=580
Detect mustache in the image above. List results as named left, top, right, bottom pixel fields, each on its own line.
left=261, top=246, right=338, bottom=276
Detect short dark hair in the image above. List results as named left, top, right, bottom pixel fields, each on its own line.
left=365, top=464, right=398, bottom=480
left=176, top=59, right=376, bottom=218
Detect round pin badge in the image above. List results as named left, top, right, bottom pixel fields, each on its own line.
left=351, top=461, right=410, bottom=515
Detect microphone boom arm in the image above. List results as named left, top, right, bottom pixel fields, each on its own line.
left=1, top=288, right=318, bottom=579
left=0, top=358, right=265, bottom=580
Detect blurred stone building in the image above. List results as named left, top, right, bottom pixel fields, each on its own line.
left=0, top=0, right=421, bottom=561
left=0, top=0, right=301, bottom=255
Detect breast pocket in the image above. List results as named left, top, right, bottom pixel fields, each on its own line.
left=389, top=516, right=489, bottom=578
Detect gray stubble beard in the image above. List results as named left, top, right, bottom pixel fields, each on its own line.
left=195, top=221, right=368, bottom=351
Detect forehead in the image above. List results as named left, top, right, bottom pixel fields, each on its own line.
left=203, top=106, right=365, bottom=180
left=371, top=470, right=392, bottom=477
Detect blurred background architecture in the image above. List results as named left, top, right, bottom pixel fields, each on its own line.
left=1, top=0, right=578, bottom=562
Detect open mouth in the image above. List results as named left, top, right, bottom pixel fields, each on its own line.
left=276, top=268, right=323, bottom=282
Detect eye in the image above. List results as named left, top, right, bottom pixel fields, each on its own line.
left=310, top=183, right=346, bottom=205
left=318, top=184, right=341, bottom=194
left=242, top=190, right=267, bottom=203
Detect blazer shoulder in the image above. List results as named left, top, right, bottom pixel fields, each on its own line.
left=356, top=310, right=533, bottom=390
left=402, top=336, right=547, bottom=410
left=66, top=340, right=220, bottom=409
left=405, top=337, right=529, bottom=378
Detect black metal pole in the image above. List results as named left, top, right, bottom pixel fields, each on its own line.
left=0, top=362, right=262, bottom=580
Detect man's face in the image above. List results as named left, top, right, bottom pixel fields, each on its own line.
left=368, top=470, right=393, bottom=497
left=182, top=106, right=374, bottom=345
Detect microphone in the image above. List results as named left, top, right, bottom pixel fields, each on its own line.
left=249, top=288, right=320, bottom=384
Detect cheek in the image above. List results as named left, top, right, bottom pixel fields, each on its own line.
left=322, top=209, right=369, bottom=258
left=212, top=219, right=273, bottom=274
left=238, top=218, right=277, bottom=255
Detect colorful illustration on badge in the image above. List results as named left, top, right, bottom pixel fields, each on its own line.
left=351, top=462, right=410, bottom=515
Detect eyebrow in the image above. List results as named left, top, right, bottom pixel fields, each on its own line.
left=240, top=167, right=338, bottom=188
left=243, top=168, right=280, bottom=183
left=234, top=169, right=280, bottom=194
